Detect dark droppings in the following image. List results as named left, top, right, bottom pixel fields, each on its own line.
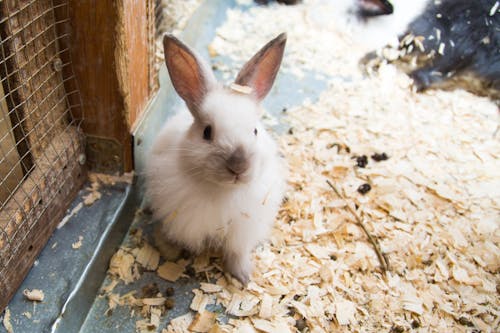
left=141, top=283, right=159, bottom=298
left=165, top=298, right=175, bottom=310
left=186, top=266, right=196, bottom=277
left=355, top=155, right=368, bottom=168
left=295, top=318, right=307, bottom=331
left=357, top=183, right=372, bottom=195
left=165, top=287, right=175, bottom=297
left=371, top=152, right=389, bottom=161
left=458, top=317, right=474, bottom=327
left=180, top=248, right=191, bottom=259
left=390, top=326, right=404, bottom=333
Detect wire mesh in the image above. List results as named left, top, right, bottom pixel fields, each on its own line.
left=0, top=0, right=85, bottom=310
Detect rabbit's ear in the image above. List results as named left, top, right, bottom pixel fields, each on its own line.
left=235, top=33, right=287, bottom=101
left=163, top=34, right=216, bottom=113
left=358, top=0, right=394, bottom=17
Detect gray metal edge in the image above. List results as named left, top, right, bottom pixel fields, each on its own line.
left=50, top=184, right=139, bottom=333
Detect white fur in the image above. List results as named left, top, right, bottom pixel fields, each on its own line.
left=321, top=0, right=429, bottom=50
left=353, top=0, right=429, bottom=49
left=145, top=88, right=286, bottom=281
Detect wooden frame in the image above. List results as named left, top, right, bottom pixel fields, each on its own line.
left=65, top=0, right=155, bottom=173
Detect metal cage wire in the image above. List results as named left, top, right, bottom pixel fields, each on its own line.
left=0, top=0, right=85, bottom=310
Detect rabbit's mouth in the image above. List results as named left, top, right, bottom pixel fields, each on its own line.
left=229, top=172, right=252, bottom=185
left=218, top=167, right=253, bottom=186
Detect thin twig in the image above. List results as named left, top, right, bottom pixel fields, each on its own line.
left=326, top=180, right=390, bottom=274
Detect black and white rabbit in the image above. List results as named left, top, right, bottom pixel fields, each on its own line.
left=145, top=34, right=287, bottom=284
left=402, top=0, right=499, bottom=94
left=360, top=0, right=500, bottom=99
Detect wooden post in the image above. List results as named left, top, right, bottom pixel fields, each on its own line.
left=64, top=0, right=154, bottom=173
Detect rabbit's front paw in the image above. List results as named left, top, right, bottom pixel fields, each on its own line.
left=224, top=251, right=252, bottom=285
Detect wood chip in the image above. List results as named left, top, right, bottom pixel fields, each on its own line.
left=2, top=308, right=13, bottom=333
left=133, top=243, right=160, bottom=271
left=401, top=293, right=424, bottom=316
left=109, top=249, right=139, bottom=284
left=157, top=261, right=185, bottom=282
left=72, top=236, right=83, bottom=249
left=57, top=202, right=83, bottom=229
left=165, top=313, right=194, bottom=333
left=226, top=293, right=260, bottom=317
left=207, top=324, right=231, bottom=333
left=258, top=294, right=273, bottom=319
left=200, top=283, right=223, bottom=293
left=229, top=83, right=253, bottom=95
left=141, top=297, right=166, bottom=306
left=83, top=190, right=102, bottom=206
left=189, top=311, right=217, bottom=332
left=251, top=318, right=292, bottom=333
left=190, top=289, right=210, bottom=312
left=23, top=289, right=44, bottom=302
left=335, top=300, right=356, bottom=325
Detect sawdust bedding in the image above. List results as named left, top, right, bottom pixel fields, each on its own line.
left=102, top=1, right=499, bottom=332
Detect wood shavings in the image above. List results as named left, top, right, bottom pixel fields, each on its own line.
left=103, top=1, right=500, bottom=331
left=251, top=318, right=292, bottom=333
left=165, top=313, right=194, bottom=333
left=101, top=279, right=119, bottom=294
left=23, top=289, right=44, bottom=302
left=72, top=236, right=83, bottom=249
left=57, top=202, right=83, bottom=229
left=82, top=190, right=101, bottom=206
left=207, top=324, right=231, bottom=333
left=108, top=249, right=140, bottom=284
left=326, top=180, right=389, bottom=274
left=229, top=83, right=253, bottom=95
left=88, top=172, right=134, bottom=186
left=157, top=261, right=185, bottom=282
left=401, top=292, right=424, bottom=316
left=226, top=293, right=260, bottom=317
left=142, top=297, right=166, bottom=306
left=189, top=311, right=217, bottom=332
left=335, top=300, right=357, bottom=325
left=190, top=289, right=211, bottom=313
left=258, top=294, right=274, bottom=319
left=200, top=283, right=223, bottom=293
left=2, top=308, right=13, bottom=333
left=133, top=243, right=160, bottom=271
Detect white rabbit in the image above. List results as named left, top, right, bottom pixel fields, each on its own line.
left=145, top=33, right=287, bottom=284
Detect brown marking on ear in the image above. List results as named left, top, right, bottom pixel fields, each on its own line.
left=163, top=34, right=209, bottom=111
left=235, top=33, right=287, bottom=101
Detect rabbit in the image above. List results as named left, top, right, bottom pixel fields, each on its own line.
left=401, top=0, right=500, bottom=95
left=145, top=33, right=288, bottom=284
left=359, top=0, right=500, bottom=99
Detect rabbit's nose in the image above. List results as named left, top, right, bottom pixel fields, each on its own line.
left=226, top=146, right=249, bottom=175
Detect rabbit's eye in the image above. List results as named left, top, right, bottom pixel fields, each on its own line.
left=203, top=125, right=212, bottom=141
left=254, top=128, right=258, bottom=136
